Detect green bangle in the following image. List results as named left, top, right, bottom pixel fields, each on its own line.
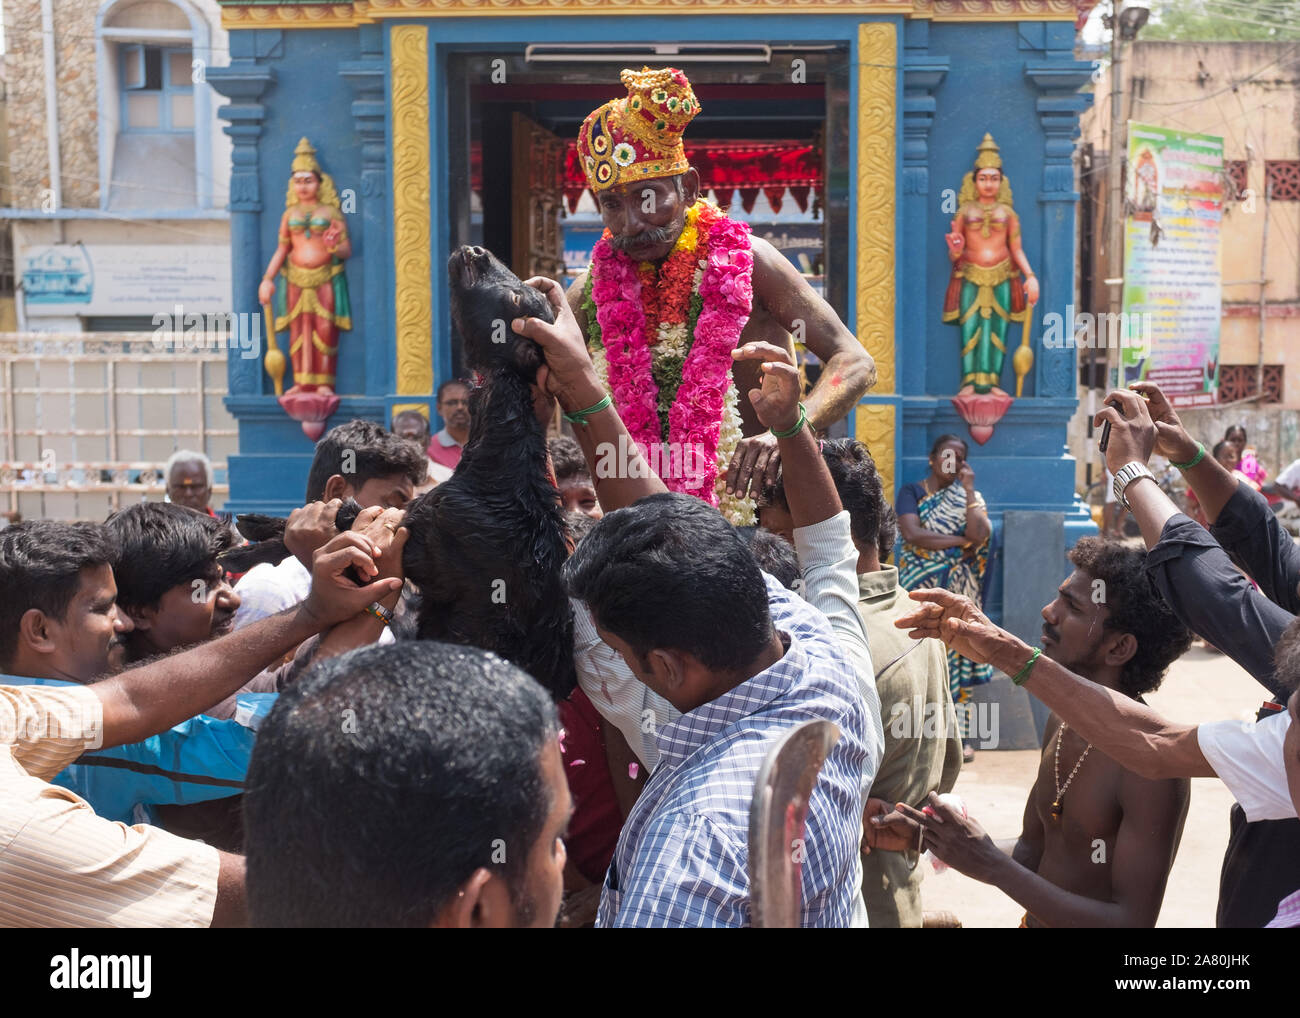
left=770, top=403, right=808, bottom=440
left=562, top=393, right=612, bottom=427
left=1010, top=646, right=1042, bottom=686
left=1170, top=442, right=1206, bottom=471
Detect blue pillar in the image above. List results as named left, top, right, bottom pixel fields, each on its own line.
left=1025, top=26, right=1096, bottom=400
left=901, top=21, right=948, bottom=400
left=340, top=24, right=392, bottom=407
left=208, top=35, right=277, bottom=399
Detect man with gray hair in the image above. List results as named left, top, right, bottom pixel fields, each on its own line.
left=166, top=450, right=215, bottom=515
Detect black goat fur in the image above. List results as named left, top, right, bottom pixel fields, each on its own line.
left=401, top=247, right=576, bottom=701
left=219, top=499, right=363, bottom=573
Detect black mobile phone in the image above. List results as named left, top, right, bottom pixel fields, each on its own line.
left=1098, top=398, right=1125, bottom=454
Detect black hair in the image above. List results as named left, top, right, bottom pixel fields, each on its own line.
left=563, top=493, right=773, bottom=671
left=104, top=503, right=235, bottom=612
left=549, top=435, right=590, bottom=484
left=1067, top=537, right=1192, bottom=697
left=877, top=502, right=897, bottom=563
left=244, top=641, right=558, bottom=927
left=1224, top=424, right=1247, bottom=442
left=304, top=419, right=427, bottom=503
left=437, top=378, right=472, bottom=402
left=0, top=521, right=118, bottom=670
left=930, top=433, right=968, bottom=458
left=391, top=409, right=430, bottom=443
left=1272, top=615, right=1300, bottom=694
left=823, top=438, right=887, bottom=549
left=739, top=527, right=802, bottom=592
left=763, top=438, right=888, bottom=555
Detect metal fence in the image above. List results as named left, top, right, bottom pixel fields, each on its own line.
left=0, top=332, right=237, bottom=522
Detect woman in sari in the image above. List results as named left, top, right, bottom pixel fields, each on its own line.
left=897, top=434, right=992, bottom=761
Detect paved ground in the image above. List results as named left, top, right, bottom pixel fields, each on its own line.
left=917, top=643, right=1268, bottom=928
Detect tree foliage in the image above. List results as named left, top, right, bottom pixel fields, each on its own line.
left=1142, top=0, right=1300, bottom=41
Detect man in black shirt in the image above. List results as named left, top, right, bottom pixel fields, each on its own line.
left=1099, top=382, right=1300, bottom=927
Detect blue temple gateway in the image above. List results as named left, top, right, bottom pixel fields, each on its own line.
left=211, top=0, right=1099, bottom=629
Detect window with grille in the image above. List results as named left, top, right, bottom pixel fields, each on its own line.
left=1225, top=160, right=1248, bottom=200
left=1219, top=364, right=1284, bottom=403
left=1265, top=161, right=1300, bottom=201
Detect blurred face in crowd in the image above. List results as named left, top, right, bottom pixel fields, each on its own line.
left=168, top=460, right=212, bottom=512
left=438, top=384, right=472, bottom=439
left=23, top=563, right=134, bottom=681
left=929, top=440, right=968, bottom=486
left=559, top=476, right=602, bottom=519
left=393, top=412, right=430, bottom=448
left=126, top=563, right=241, bottom=658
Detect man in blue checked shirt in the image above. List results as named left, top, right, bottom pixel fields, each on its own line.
left=556, top=338, right=874, bottom=928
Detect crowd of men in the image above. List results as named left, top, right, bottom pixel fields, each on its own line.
left=0, top=65, right=1295, bottom=926
left=1, top=307, right=1297, bottom=928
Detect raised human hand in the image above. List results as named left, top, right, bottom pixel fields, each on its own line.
left=1093, top=388, right=1157, bottom=477
left=727, top=340, right=801, bottom=499
left=1129, top=381, right=1198, bottom=464
left=515, top=276, right=600, bottom=410
left=299, top=531, right=403, bottom=629
left=894, top=588, right=1012, bottom=667
left=355, top=506, right=408, bottom=584
left=285, top=499, right=343, bottom=567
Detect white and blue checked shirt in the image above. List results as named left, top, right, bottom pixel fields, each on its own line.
left=593, top=559, right=871, bottom=928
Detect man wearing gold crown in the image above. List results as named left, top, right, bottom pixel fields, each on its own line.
left=562, top=68, right=875, bottom=524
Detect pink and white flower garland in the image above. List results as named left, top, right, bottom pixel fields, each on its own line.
left=590, top=204, right=754, bottom=516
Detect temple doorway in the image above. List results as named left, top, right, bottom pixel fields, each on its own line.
left=444, top=48, right=851, bottom=384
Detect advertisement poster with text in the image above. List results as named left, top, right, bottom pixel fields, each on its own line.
left=1121, top=122, right=1223, bottom=408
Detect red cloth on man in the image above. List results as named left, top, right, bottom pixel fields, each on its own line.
left=556, top=686, right=624, bottom=885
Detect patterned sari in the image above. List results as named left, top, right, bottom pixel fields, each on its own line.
left=898, top=482, right=992, bottom=729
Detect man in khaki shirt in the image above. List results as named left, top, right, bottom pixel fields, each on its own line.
left=0, top=517, right=403, bottom=927
left=762, top=438, right=962, bottom=927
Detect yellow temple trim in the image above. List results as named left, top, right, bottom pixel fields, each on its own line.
left=855, top=402, right=896, bottom=500
left=391, top=25, right=434, bottom=399
left=223, top=0, right=1083, bottom=29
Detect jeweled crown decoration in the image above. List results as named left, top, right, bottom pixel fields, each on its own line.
left=577, top=67, right=701, bottom=193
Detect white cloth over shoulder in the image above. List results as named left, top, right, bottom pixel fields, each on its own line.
left=1197, top=711, right=1296, bottom=823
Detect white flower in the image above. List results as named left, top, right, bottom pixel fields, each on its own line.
left=713, top=381, right=755, bottom=525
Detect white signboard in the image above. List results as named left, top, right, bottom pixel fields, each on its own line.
left=21, top=244, right=231, bottom=317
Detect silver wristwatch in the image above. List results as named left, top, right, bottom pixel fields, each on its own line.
left=1112, top=461, right=1155, bottom=511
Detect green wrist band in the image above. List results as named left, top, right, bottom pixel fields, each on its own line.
left=770, top=403, right=808, bottom=439
left=1010, top=646, right=1042, bottom=686
left=1170, top=442, right=1206, bottom=471
left=562, top=394, right=612, bottom=428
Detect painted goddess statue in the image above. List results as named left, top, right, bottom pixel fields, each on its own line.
left=942, top=133, right=1038, bottom=401
left=258, top=137, right=352, bottom=395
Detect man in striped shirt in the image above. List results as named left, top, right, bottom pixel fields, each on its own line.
left=560, top=341, right=873, bottom=927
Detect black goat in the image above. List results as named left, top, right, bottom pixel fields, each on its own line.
left=401, top=247, right=575, bottom=701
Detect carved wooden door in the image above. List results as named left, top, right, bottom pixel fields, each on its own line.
left=511, top=113, right=567, bottom=282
